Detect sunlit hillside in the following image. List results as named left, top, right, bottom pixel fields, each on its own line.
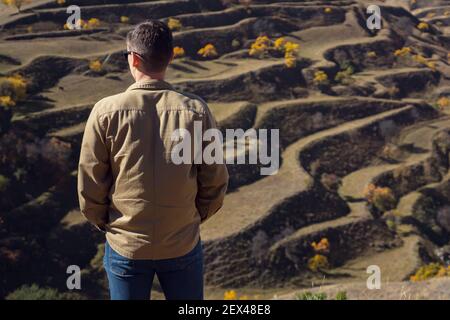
left=0, top=0, right=449, bottom=300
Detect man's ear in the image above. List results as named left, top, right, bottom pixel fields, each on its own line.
left=131, top=53, right=140, bottom=68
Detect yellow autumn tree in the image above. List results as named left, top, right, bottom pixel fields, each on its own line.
left=0, top=95, right=15, bottom=108
left=249, top=35, right=271, bottom=57
left=86, top=18, right=101, bottom=29
left=0, top=74, right=27, bottom=107
left=250, top=36, right=300, bottom=68
left=167, top=18, right=182, bottom=31
left=313, top=70, right=328, bottom=85
left=223, top=290, right=251, bottom=300
left=394, top=47, right=412, bottom=57
left=273, top=37, right=286, bottom=51
left=223, top=290, right=237, bottom=300
left=283, top=41, right=300, bottom=68
left=417, top=22, right=429, bottom=31
left=89, top=60, right=103, bottom=73
left=413, top=54, right=436, bottom=70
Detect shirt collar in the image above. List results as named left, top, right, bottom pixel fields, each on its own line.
left=126, top=78, right=174, bottom=92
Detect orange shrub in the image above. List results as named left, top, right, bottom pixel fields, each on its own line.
left=173, top=46, right=185, bottom=59
left=436, top=97, right=450, bottom=110
left=308, top=254, right=329, bottom=272
left=198, top=44, right=218, bottom=59
left=311, top=238, right=329, bottom=253
left=410, top=263, right=450, bottom=282
left=364, top=183, right=396, bottom=212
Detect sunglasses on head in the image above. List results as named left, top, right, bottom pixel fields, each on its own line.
left=122, top=50, right=146, bottom=61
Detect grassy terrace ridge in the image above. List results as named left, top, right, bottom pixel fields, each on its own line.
left=0, top=0, right=450, bottom=299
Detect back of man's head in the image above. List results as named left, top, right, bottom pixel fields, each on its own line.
left=126, top=20, right=173, bottom=74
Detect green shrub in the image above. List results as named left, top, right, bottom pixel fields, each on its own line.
left=296, top=291, right=327, bottom=300
left=334, top=66, right=355, bottom=85
left=335, top=291, right=347, bottom=300
left=6, top=284, right=84, bottom=300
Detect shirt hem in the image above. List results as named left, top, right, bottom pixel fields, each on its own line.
left=105, top=231, right=201, bottom=260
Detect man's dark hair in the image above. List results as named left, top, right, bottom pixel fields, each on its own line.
left=126, top=20, right=173, bottom=73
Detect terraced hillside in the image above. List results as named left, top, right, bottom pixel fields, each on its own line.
left=0, top=0, right=449, bottom=299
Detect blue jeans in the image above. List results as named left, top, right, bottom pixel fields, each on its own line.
left=103, top=239, right=204, bottom=300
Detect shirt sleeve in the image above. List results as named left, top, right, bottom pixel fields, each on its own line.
left=77, top=104, right=112, bottom=231
left=196, top=105, right=229, bottom=224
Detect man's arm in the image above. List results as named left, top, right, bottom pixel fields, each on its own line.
left=196, top=106, right=229, bottom=224
left=77, top=104, right=112, bottom=232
